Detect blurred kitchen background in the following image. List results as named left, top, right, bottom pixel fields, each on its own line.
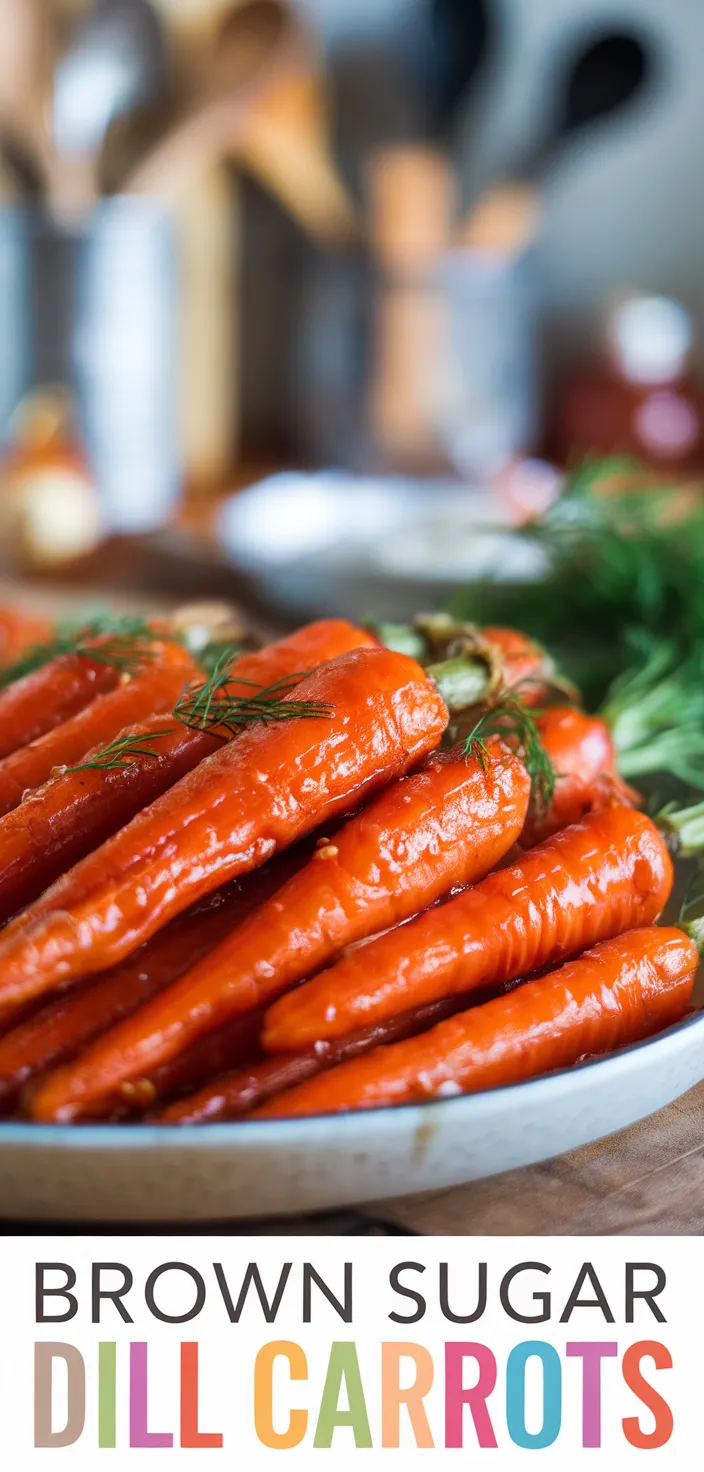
left=0, top=0, right=703, bottom=624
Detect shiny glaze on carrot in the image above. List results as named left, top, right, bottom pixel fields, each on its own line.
left=522, top=706, right=640, bottom=847
left=37, top=739, right=530, bottom=1112
left=0, top=645, right=447, bottom=1031
left=0, top=619, right=373, bottom=931
left=262, top=807, right=674, bottom=1052
left=0, top=649, right=119, bottom=759
left=255, top=927, right=696, bottom=1116
left=0, top=716, right=218, bottom=925
left=0, top=843, right=310, bottom=1114
left=481, top=626, right=554, bottom=704
left=0, top=637, right=197, bottom=818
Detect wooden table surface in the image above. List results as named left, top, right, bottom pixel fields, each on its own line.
left=227, top=1080, right=704, bottom=1236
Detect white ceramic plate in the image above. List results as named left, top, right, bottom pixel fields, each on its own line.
left=1, top=1010, right=703, bottom=1222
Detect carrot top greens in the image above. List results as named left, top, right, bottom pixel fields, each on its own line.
left=450, top=457, right=704, bottom=706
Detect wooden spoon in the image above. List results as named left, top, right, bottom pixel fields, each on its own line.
left=119, top=0, right=303, bottom=204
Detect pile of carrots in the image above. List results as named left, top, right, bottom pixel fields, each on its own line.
left=0, top=601, right=696, bottom=1127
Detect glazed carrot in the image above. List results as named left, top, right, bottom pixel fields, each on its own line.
left=40, top=736, right=532, bottom=1110
left=2, top=645, right=447, bottom=1034
left=0, top=716, right=217, bottom=924
left=521, top=706, right=640, bottom=847
left=181, top=617, right=376, bottom=702
left=140, top=1009, right=267, bottom=1114
left=0, top=619, right=373, bottom=925
left=0, top=647, right=119, bottom=759
left=0, top=636, right=197, bottom=818
left=0, top=842, right=310, bottom=1113
left=261, top=806, right=674, bottom=1053
left=481, top=626, right=557, bottom=704
left=255, top=927, right=696, bottom=1117
left=160, top=992, right=482, bottom=1124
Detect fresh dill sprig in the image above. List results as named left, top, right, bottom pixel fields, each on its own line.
left=174, top=647, right=244, bottom=732
left=462, top=694, right=555, bottom=810
left=0, top=615, right=159, bottom=687
left=196, top=638, right=244, bottom=678
left=173, top=650, right=332, bottom=737
left=449, top=456, right=704, bottom=705
left=66, top=728, right=177, bottom=773
left=175, top=676, right=332, bottom=737
left=63, top=655, right=333, bottom=774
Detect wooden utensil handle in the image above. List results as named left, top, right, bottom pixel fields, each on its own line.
left=177, top=164, right=238, bottom=496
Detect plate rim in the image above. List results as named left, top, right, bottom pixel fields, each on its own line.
left=2, top=1006, right=702, bottom=1151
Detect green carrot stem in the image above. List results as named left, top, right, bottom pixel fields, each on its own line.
left=426, top=655, right=493, bottom=713
left=371, top=622, right=428, bottom=660
left=659, top=799, right=704, bottom=858
left=683, top=917, right=704, bottom=955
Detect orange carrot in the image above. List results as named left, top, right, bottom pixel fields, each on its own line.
left=0, top=842, right=310, bottom=1113
left=522, top=706, right=640, bottom=847
left=0, top=619, right=373, bottom=925
left=0, top=716, right=216, bottom=925
left=0, top=647, right=119, bottom=759
left=0, top=637, right=196, bottom=818
left=481, top=625, right=557, bottom=704
left=4, top=645, right=448, bottom=1044
left=159, top=993, right=483, bottom=1124
left=254, top=927, right=696, bottom=1117
left=35, top=737, right=532, bottom=1112
left=261, top=807, right=673, bottom=1053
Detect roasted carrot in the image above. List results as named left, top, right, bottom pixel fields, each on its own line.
left=2, top=645, right=448, bottom=1037
left=0, top=647, right=120, bottom=759
left=0, top=716, right=217, bottom=924
left=140, top=1010, right=267, bottom=1114
left=37, top=736, right=533, bottom=1112
left=0, top=619, right=373, bottom=925
left=254, top=927, right=696, bottom=1117
left=160, top=993, right=485, bottom=1124
left=0, top=842, right=311, bottom=1114
left=521, top=706, right=640, bottom=847
left=481, top=625, right=557, bottom=704
left=0, top=636, right=197, bottom=818
left=261, top=806, right=673, bottom=1053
